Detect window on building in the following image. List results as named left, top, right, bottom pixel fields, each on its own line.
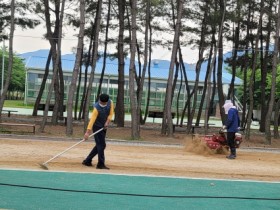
left=28, top=73, right=37, bottom=82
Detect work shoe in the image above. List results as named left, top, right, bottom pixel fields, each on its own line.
left=82, top=160, right=93, bottom=167
left=226, top=155, right=236, bottom=159
left=96, top=165, right=110, bottom=170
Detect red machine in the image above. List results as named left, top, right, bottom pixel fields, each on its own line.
left=202, top=129, right=243, bottom=151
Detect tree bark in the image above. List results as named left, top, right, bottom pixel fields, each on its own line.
left=114, top=0, right=126, bottom=127
left=264, top=0, right=280, bottom=144
left=273, top=99, right=280, bottom=139
left=83, top=0, right=103, bottom=131
left=205, top=0, right=225, bottom=133
left=39, top=0, right=65, bottom=132
left=138, top=0, right=151, bottom=125
left=259, top=0, right=273, bottom=132
left=142, top=23, right=153, bottom=124
left=51, top=1, right=64, bottom=125
left=129, top=0, right=140, bottom=139
left=216, top=0, right=226, bottom=124
left=161, top=0, right=183, bottom=136
left=245, top=9, right=264, bottom=140
left=96, top=0, right=111, bottom=99
left=0, top=0, right=15, bottom=118
left=78, top=22, right=94, bottom=120
left=66, top=0, right=85, bottom=136
left=32, top=49, right=52, bottom=116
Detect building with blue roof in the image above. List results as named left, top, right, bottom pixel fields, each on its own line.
left=20, top=49, right=242, bottom=114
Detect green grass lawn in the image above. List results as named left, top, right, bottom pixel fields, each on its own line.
left=4, top=100, right=33, bottom=109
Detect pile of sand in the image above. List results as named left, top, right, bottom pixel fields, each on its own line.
left=184, top=135, right=228, bottom=155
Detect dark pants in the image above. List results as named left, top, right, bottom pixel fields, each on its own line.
left=85, top=128, right=107, bottom=166
left=227, top=132, right=236, bottom=156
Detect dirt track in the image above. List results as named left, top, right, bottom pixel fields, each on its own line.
left=1, top=137, right=280, bottom=182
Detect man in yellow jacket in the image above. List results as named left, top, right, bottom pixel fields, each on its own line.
left=82, top=93, right=114, bottom=169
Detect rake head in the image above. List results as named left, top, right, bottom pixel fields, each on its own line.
left=38, top=163, right=49, bottom=170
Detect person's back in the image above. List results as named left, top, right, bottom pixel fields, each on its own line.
left=223, top=102, right=240, bottom=160
left=226, top=107, right=239, bottom=132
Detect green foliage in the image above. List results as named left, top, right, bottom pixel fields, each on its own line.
left=9, top=55, right=26, bottom=92
left=0, top=49, right=26, bottom=92
left=0, top=1, right=40, bottom=40
left=236, top=65, right=280, bottom=108
left=266, top=66, right=280, bottom=97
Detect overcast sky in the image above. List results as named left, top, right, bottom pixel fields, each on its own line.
left=12, top=24, right=199, bottom=63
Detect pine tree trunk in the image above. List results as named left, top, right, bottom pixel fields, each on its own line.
left=84, top=0, right=103, bottom=131
left=273, top=99, right=280, bottom=139
left=32, top=49, right=52, bottom=116
left=161, top=0, right=183, bottom=136
left=114, top=0, right=126, bottom=127
left=39, top=0, right=65, bottom=132
left=245, top=9, right=264, bottom=140
left=205, top=0, right=225, bottom=133
left=79, top=23, right=94, bottom=120
left=129, top=0, right=140, bottom=139
left=259, top=0, right=273, bottom=132
left=138, top=0, right=151, bottom=125
left=96, top=0, right=111, bottom=99
left=264, top=0, right=280, bottom=144
left=0, top=0, right=15, bottom=118
left=66, top=0, right=85, bottom=136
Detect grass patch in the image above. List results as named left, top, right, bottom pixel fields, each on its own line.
left=4, top=100, right=33, bottom=109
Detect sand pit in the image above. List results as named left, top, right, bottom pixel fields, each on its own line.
left=1, top=136, right=280, bottom=182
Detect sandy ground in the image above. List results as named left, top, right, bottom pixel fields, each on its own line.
left=1, top=115, right=280, bottom=182
left=1, top=135, right=280, bottom=182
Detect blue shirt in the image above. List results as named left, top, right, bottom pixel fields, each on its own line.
left=226, top=108, right=240, bottom=132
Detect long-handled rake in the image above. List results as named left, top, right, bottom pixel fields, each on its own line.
left=39, top=127, right=104, bottom=170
